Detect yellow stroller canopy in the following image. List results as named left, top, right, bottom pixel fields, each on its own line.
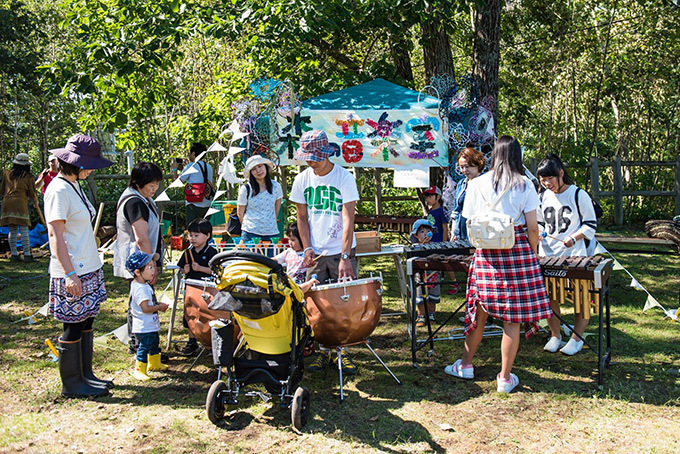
left=211, top=252, right=306, bottom=355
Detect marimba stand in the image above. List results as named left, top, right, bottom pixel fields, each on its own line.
left=406, top=254, right=503, bottom=368
left=407, top=254, right=615, bottom=387
left=541, top=257, right=614, bottom=387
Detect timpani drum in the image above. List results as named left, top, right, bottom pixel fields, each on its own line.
left=183, top=279, right=227, bottom=348
left=304, top=276, right=383, bottom=348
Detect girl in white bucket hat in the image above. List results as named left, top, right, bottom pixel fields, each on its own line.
left=236, top=155, right=282, bottom=253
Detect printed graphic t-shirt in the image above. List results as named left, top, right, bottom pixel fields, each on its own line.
left=537, top=185, right=597, bottom=257
left=129, top=281, right=160, bottom=334
left=289, top=164, right=359, bottom=255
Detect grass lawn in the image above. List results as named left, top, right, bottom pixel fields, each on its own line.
left=1, top=242, right=679, bottom=453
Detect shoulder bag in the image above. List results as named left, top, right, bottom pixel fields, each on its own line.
left=466, top=185, right=516, bottom=250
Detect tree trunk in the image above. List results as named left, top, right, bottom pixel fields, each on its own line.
left=421, top=13, right=455, bottom=82
left=472, top=0, right=502, bottom=125
left=389, top=33, right=414, bottom=84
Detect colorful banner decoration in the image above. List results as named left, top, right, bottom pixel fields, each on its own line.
left=275, top=109, right=448, bottom=168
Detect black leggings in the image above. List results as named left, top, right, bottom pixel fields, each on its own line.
left=62, top=317, right=95, bottom=342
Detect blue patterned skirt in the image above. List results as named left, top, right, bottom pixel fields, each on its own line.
left=49, top=268, right=107, bottom=323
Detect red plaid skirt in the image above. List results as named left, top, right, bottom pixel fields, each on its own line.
left=464, top=227, right=551, bottom=339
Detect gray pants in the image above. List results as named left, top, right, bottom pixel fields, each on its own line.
left=415, top=272, right=440, bottom=305
left=306, top=248, right=357, bottom=284
left=8, top=225, right=31, bottom=257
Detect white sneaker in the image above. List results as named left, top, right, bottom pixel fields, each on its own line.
left=560, top=338, right=584, bottom=356
left=543, top=336, right=563, bottom=353
left=444, top=359, right=474, bottom=379
left=496, top=373, right=519, bottom=393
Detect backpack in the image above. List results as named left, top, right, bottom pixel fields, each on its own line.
left=225, top=184, right=251, bottom=237
left=466, top=185, right=516, bottom=250
left=183, top=161, right=214, bottom=203
left=574, top=187, right=601, bottom=255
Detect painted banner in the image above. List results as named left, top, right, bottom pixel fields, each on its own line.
left=275, top=108, right=448, bottom=169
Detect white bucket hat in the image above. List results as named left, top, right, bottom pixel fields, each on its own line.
left=243, top=155, right=274, bottom=179
left=12, top=153, right=30, bottom=166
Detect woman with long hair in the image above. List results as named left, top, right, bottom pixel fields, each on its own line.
left=1, top=153, right=39, bottom=261
left=236, top=155, right=283, bottom=248
left=444, top=135, right=552, bottom=393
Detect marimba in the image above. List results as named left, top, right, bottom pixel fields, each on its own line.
left=406, top=253, right=614, bottom=387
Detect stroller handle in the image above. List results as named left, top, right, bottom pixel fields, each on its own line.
left=210, top=250, right=283, bottom=273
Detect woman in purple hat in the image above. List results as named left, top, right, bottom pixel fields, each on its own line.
left=45, top=134, right=114, bottom=398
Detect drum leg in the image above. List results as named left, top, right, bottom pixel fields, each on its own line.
left=336, top=347, right=344, bottom=402
left=186, top=345, right=206, bottom=374
left=365, top=340, right=401, bottom=385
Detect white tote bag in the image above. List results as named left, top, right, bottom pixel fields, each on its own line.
left=466, top=185, right=516, bottom=250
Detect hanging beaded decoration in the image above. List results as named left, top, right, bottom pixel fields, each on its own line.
left=440, top=74, right=479, bottom=128
left=430, top=74, right=456, bottom=102
left=468, top=96, right=496, bottom=146
left=249, top=77, right=282, bottom=101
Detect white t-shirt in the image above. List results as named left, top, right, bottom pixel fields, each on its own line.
left=237, top=180, right=283, bottom=236
left=289, top=164, right=359, bottom=255
left=44, top=177, right=102, bottom=278
left=129, top=281, right=161, bottom=334
left=179, top=160, right=213, bottom=208
left=462, top=171, right=539, bottom=226
left=538, top=185, right=597, bottom=257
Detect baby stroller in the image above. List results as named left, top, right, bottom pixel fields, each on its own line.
left=205, top=250, right=312, bottom=429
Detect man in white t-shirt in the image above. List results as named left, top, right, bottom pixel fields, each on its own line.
left=174, top=142, right=213, bottom=227
left=290, top=130, right=360, bottom=374
left=290, top=130, right=359, bottom=283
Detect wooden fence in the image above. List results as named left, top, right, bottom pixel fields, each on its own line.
left=86, top=156, right=680, bottom=227
left=528, top=156, right=680, bottom=226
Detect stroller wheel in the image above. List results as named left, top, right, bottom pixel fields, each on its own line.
left=290, top=386, right=310, bottom=430
left=206, top=380, right=227, bottom=424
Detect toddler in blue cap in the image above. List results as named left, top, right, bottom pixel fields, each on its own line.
left=410, top=219, right=441, bottom=327
left=126, top=251, right=169, bottom=380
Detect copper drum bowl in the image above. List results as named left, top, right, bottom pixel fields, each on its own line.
left=304, top=277, right=382, bottom=348
left=184, top=279, right=229, bottom=348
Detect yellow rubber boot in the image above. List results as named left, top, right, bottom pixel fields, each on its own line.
left=132, top=361, right=151, bottom=381
left=147, top=353, right=168, bottom=372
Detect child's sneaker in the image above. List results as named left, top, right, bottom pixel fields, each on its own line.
left=303, top=342, right=315, bottom=357
left=446, top=283, right=460, bottom=295
left=337, top=350, right=357, bottom=375
left=307, top=350, right=330, bottom=372
left=428, top=313, right=436, bottom=323
left=444, top=359, right=474, bottom=379
left=496, top=373, right=519, bottom=393
left=415, top=315, right=426, bottom=327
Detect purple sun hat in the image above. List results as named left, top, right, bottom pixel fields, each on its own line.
left=50, top=134, right=113, bottom=170
left=295, top=130, right=338, bottom=162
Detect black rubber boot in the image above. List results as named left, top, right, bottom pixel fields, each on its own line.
left=58, top=338, right=109, bottom=398
left=81, top=330, right=114, bottom=389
